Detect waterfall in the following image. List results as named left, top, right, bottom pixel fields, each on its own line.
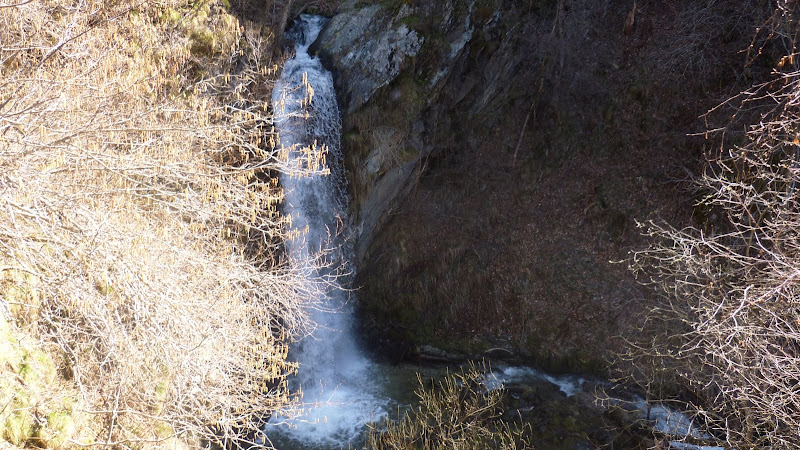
left=263, top=17, right=720, bottom=450
left=267, top=15, right=387, bottom=448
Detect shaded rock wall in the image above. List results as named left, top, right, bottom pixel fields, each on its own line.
left=312, top=0, right=485, bottom=258
left=313, top=0, right=756, bottom=372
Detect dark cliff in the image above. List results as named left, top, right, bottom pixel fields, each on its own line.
left=314, top=0, right=757, bottom=372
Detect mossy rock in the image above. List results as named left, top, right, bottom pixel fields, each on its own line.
left=0, top=316, right=83, bottom=448
left=190, top=29, right=217, bottom=56
left=185, top=1, right=240, bottom=57
left=158, top=7, right=183, bottom=24
left=35, top=410, right=76, bottom=448
left=1, top=387, right=33, bottom=446
left=19, top=347, right=58, bottom=386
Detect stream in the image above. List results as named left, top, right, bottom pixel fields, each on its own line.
left=265, top=14, right=720, bottom=450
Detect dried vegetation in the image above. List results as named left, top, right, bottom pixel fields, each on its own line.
left=367, top=363, right=533, bottom=450
left=0, top=0, right=322, bottom=447
left=626, top=1, right=800, bottom=447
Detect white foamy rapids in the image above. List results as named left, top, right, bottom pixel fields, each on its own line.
left=607, top=396, right=719, bottom=448
left=486, top=368, right=720, bottom=448
left=267, top=15, right=387, bottom=447
left=486, top=366, right=586, bottom=397
left=668, top=443, right=725, bottom=450
left=631, top=397, right=712, bottom=441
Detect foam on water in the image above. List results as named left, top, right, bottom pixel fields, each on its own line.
left=487, top=365, right=585, bottom=397
left=488, top=367, right=720, bottom=447
left=632, top=397, right=711, bottom=441
left=267, top=15, right=387, bottom=448
left=669, top=443, right=725, bottom=450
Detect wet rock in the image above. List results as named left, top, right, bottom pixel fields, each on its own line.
left=412, top=344, right=467, bottom=363
left=501, top=378, right=606, bottom=449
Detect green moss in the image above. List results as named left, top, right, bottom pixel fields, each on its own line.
left=38, top=411, right=76, bottom=448
left=190, top=29, right=216, bottom=56
left=433, top=335, right=491, bottom=356
left=0, top=316, right=81, bottom=448
left=0, top=378, right=17, bottom=425
left=149, top=377, right=171, bottom=414
left=158, top=7, right=183, bottom=24
left=155, top=381, right=168, bottom=399
left=398, top=15, right=419, bottom=29
left=377, top=0, right=413, bottom=9
left=18, top=347, right=57, bottom=386
left=94, top=279, right=115, bottom=296
left=2, top=390, right=33, bottom=446
left=154, top=420, right=174, bottom=439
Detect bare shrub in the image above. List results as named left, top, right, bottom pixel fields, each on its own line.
left=0, top=0, right=325, bottom=447
left=626, top=3, right=800, bottom=447
left=367, top=363, right=533, bottom=450
left=649, top=0, right=756, bottom=82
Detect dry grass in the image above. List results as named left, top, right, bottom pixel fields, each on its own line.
left=367, top=363, right=533, bottom=450
left=0, top=0, right=324, bottom=447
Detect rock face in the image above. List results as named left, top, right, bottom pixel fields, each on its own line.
left=313, top=0, right=754, bottom=372
left=312, top=5, right=423, bottom=115
left=312, top=1, right=483, bottom=257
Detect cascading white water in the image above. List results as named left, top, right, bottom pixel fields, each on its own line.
left=267, top=15, right=388, bottom=448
